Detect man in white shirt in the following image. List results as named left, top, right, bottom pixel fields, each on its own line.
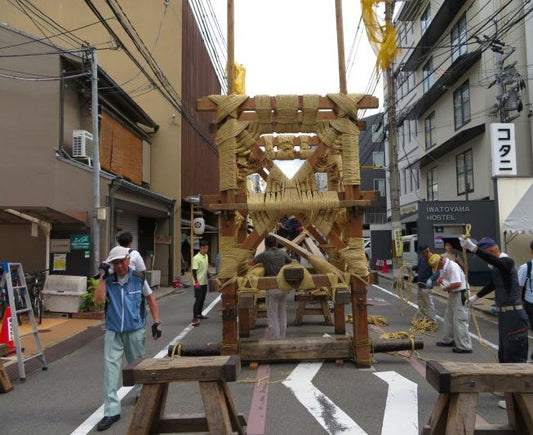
left=429, top=253, right=472, bottom=353
left=518, top=240, right=533, bottom=342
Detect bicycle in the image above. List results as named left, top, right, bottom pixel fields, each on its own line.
left=24, top=269, right=48, bottom=324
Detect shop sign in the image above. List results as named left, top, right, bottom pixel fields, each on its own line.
left=71, top=234, right=90, bottom=250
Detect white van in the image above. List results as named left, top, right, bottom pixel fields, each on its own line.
left=401, top=234, right=418, bottom=268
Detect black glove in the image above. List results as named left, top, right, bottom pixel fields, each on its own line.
left=93, top=262, right=110, bottom=280
left=151, top=321, right=162, bottom=339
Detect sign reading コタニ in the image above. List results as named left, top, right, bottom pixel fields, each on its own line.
left=490, top=123, right=516, bottom=176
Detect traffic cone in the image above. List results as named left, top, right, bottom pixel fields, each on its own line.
left=382, top=259, right=388, bottom=274
left=0, top=306, right=16, bottom=353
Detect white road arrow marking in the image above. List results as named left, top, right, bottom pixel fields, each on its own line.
left=283, top=362, right=367, bottom=434
left=374, top=371, right=418, bottom=435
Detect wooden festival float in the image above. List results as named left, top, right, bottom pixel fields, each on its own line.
left=180, top=0, right=422, bottom=366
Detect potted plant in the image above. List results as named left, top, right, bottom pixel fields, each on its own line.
left=72, top=277, right=105, bottom=319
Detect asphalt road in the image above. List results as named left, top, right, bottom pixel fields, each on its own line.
left=1, top=277, right=530, bottom=435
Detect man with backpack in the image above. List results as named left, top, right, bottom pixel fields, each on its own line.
left=518, top=240, right=533, bottom=342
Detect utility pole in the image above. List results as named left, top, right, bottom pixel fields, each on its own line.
left=385, top=1, right=402, bottom=271
left=91, top=47, right=101, bottom=274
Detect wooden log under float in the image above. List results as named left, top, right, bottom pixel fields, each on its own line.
left=371, top=338, right=424, bottom=354
left=167, top=337, right=423, bottom=361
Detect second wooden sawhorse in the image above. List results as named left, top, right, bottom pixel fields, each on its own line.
left=123, top=355, right=246, bottom=434
left=423, top=360, right=533, bottom=434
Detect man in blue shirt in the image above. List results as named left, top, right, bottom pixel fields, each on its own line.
left=95, top=246, right=161, bottom=431
left=412, top=244, right=439, bottom=323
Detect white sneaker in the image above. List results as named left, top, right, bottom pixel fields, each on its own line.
left=498, top=400, right=507, bottom=409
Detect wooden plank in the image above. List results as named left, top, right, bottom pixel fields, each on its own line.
left=446, top=393, right=478, bottom=435
left=512, top=392, right=533, bottom=434
left=197, top=95, right=379, bottom=112
left=422, top=393, right=449, bottom=435
left=122, top=356, right=241, bottom=386
left=0, top=359, right=14, bottom=393
left=304, top=238, right=325, bottom=258
left=238, top=292, right=256, bottom=309
left=199, top=381, right=234, bottom=434
left=239, top=336, right=352, bottom=362
left=127, top=384, right=166, bottom=435
left=222, top=381, right=247, bottom=434
left=157, top=413, right=247, bottom=433
left=425, top=361, right=533, bottom=393
left=239, top=306, right=250, bottom=338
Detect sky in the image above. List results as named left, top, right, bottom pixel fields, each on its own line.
left=212, top=0, right=383, bottom=109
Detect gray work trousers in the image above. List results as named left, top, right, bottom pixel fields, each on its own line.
left=440, top=290, right=472, bottom=350
left=417, top=283, right=436, bottom=322
left=267, top=289, right=288, bottom=339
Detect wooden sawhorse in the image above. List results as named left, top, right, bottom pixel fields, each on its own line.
left=123, top=355, right=246, bottom=434
left=294, top=291, right=333, bottom=326
left=423, top=360, right=533, bottom=434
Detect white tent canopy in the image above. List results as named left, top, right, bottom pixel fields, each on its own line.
left=503, top=183, right=533, bottom=242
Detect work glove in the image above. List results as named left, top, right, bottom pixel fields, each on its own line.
left=468, top=294, right=478, bottom=305
left=460, top=236, right=477, bottom=252
left=151, top=321, right=162, bottom=339
left=194, top=281, right=200, bottom=289
left=426, top=278, right=433, bottom=289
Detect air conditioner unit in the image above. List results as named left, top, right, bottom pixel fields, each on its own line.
left=72, top=130, right=94, bottom=158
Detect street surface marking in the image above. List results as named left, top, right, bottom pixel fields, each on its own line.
left=283, top=361, right=367, bottom=434
left=70, top=295, right=221, bottom=434
left=247, top=363, right=270, bottom=435
left=374, top=371, right=418, bottom=435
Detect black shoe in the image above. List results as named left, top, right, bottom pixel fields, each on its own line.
left=198, top=315, right=209, bottom=319
left=436, top=341, right=455, bottom=347
left=452, top=347, right=472, bottom=354
left=97, top=415, right=120, bottom=431
left=191, top=318, right=200, bottom=326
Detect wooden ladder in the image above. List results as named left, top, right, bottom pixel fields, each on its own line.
left=0, top=262, right=47, bottom=382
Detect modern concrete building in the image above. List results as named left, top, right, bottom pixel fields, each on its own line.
left=386, top=0, right=533, bottom=263
left=1, top=1, right=222, bottom=281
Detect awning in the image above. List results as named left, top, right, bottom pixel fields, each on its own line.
left=503, top=183, right=533, bottom=234
left=0, top=207, right=87, bottom=225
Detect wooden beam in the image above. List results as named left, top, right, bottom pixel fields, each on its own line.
left=206, top=199, right=371, bottom=212
left=239, top=336, right=352, bottom=362
left=198, top=95, right=379, bottom=112
left=425, top=361, right=533, bottom=393
left=210, top=274, right=347, bottom=292
left=335, top=0, right=347, bottom=94
left=227, top=0, right=234, bottom=94
left=122, top=356, right=241, bottom=386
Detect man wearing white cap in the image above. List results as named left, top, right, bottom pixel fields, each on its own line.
left=429, top=253, right=472, bottom=353
left=94, top=246, right=161, bottom=431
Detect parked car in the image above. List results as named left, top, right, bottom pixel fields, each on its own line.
left=401, top=234, right=418, bottom=268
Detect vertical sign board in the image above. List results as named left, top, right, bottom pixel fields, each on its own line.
left=490, top=123, right=517, bottom=176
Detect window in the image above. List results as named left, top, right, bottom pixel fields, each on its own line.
left=422, top=58, right=434, bottom=93
left=456, top=149, right=474, bottom=195
left=454, top=81, right=471, bottom=129
left=421, top=5, right=431, bottom=34
left=424, top=112, right=436, bottom=149
left=374, top=178, right=385, bottom=197
left=451, top=14, right=468, bottom=62
left=373, top=151, right=384, bottom=168
left=427, top=167, right=438, bottom=201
